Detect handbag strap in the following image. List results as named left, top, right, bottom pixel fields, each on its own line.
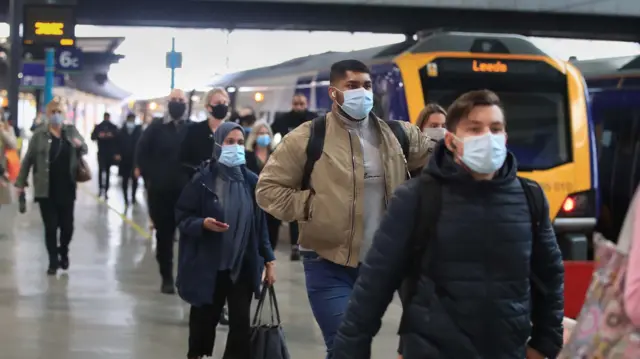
left=251, top=283, right=282, bottom=326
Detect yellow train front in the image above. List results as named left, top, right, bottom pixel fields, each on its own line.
left=394, top=32, right=598, bottom=260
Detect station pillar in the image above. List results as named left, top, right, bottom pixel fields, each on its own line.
left=8, top=0, right=23, bottom=132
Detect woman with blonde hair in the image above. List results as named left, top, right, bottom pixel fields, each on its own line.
left=245, top=120, right=281, bottom=250
left=415, top=103, right=447, bottom=141
left=15, top=100, right=88, bottom=275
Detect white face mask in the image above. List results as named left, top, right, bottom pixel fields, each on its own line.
left=332, top=87, right=374, bottom=121
left=452, top=132, right=507, bottom=174
left=423, top=127, right=447, bottom=141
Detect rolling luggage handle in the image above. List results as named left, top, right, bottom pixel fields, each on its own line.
left=252, top=283, right=282, bottom=327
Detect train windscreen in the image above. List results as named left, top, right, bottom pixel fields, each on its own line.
left=420, top=58, right=573, bottom=171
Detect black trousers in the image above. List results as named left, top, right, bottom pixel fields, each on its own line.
left=121, top=171, right=139, bottom=204
left=289, top=221, right=299, bottom=246
left=147, top=188, right=181, bottom=281
left=38, top=199, right=74, bottom=268
left=188, top=270, right=252, bottom=359
left=98, top=156, right=112, bottom=192
left=266, top=213, right=281, bottom=250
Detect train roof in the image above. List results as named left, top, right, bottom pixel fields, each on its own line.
left=574, top=55, right=640, bottom=78
left=210, top=41, right=413, bottom=87
left=209, top=31, right=553, bottom=87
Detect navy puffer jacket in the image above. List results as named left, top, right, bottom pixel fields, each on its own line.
left=332, top=142, right=564, bottom=359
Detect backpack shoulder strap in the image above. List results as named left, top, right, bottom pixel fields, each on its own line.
left=518, top=176, right=549, bottom=295
left=301, top=115, right=326, bottom=191
left=386, top=120, right=410, bottom=162
left=398, top=174, right=442, bottom=333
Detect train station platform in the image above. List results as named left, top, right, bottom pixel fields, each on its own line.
left=0, top=149, right=404, bottom=359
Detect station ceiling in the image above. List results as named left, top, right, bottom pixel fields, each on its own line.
left=0, top=0, right=639, bottom=41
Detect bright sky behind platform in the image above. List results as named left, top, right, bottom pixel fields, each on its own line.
left=1, top=24, right=639, bottom=99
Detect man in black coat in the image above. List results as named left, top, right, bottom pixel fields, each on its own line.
left=91, top=112, right=119, bottom=198
left=332, top=90, right=564, bottom=359
left=270, top=93, right=317, bottom=261
left=136, top=89, right=191, bottom=294
left=115, top=113, right=143, bottom=207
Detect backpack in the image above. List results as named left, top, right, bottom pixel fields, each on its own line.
left=397, top=174, right=548, bottom=333
left=301, top=115, right=410, bottom=190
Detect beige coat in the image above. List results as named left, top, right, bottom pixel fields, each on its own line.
left=256, top=112, right=435, bottom=267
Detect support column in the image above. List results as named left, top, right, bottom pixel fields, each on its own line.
left=8, top=0, right=23, bottom=132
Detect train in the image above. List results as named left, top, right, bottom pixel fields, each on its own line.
left=211, top=31, right=599, bottom=264
left=574, top=55, right=640, bottom=242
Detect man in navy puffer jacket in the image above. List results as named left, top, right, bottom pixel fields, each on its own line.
left=331, top=90, right=564, bottom=359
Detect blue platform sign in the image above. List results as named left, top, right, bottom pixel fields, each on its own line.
left=21, top=62, right=65, bottom=88
left=56, top=47, right=83, bottom=72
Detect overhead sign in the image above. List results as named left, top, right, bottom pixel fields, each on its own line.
left=21, top=63, right=65, bottom=89
left=56, top=47, right=83, bottom=71
left=23, top=4, right=76, bottom=47
left=166, top=51, right=183, bottom=69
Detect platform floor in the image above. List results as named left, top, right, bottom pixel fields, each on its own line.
left=0, top=158, right=404, bottom=359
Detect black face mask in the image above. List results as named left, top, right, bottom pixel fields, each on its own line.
left=209, top=104, right=228, bottom=120
left=168, top=101, right=186, bottom=119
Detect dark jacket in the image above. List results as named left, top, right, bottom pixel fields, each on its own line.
left=174, top=161, right=276, bottom=307
left=115, top=124, right=143, bottom=176
left=271, top=109, right=316, bottom=137
left=180, top=120, right=214, bottom=179
left=135, top=117, right=190, bottom=191
left=245, top=149, right=271, bottom=175
left=91, top=120, right=119, bottom=159
left=15, top=125, right=88, bottom=199
left=332, top=142, right=565, bottom=359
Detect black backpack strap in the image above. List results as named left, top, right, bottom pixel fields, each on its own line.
left=518, top=176, right=549, bottom=296
left=301, top=115, right=326, bottom=191
left=386, top=120, right=410, bottom=162
left=398, top=174, right=442, bottom=334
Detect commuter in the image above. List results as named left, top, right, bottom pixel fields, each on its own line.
left=135, top=89, right=191, bottom=294
left=245, top=120, right=281, bottom=250
left=175, top=121, right=276, bottom=359
left=236, top=107, right=257, bottom=134
left=256, top=59, right=435, bottom=356
left=618, top=185, right=640, bottom=326
left=114, top=113, right=143, bottom=207
left=91, top=112, right=118, bottom=199
left=0, top=116, right=17, bottom=213
left=181, top=87, right=229, bottom=179
left=15, top=100, right=88, bottom=275
left=331, top=90, right=565, bottom=359
left=415, top=103, right=447, bottom=137
left=270, top=93, right=317, bottom=261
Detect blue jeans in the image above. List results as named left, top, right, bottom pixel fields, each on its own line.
left=302, top=252, right=359, bottom=358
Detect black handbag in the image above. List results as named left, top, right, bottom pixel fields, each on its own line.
left=250, top=284, right=291, bottom=359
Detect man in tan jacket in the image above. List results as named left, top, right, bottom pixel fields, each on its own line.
left=256, top=59, right=435, bottom=357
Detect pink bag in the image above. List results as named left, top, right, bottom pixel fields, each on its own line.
left=558, top=239, right=640, bottom=358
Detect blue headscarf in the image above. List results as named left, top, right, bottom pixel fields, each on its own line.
left=212, top=121, right=253, bottom=278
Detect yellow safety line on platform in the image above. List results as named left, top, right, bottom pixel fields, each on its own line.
left=80, top=186, right=152, bottom=240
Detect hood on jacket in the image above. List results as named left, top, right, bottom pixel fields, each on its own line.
left=424, top=140, right=518, bottom=186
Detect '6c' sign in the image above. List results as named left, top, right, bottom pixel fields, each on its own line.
left=55, top=47, right=83, bottom=72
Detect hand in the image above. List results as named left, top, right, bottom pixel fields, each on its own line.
left=264, top=262, right=276, bottom=286
left=15, top=187, right=24, bottom=195
left=133, top=168, right=141, bottom=178
left=114, top=155, right=121, bottom=161
left=203, top=217, right=229, bottom=232
left=526, top=347, right=545, bottom=359
left=72, top=138, right=82, bottom=148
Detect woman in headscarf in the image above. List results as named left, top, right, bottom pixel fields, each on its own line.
left=245, top=120, right=281, bottom=250
left=175, top=121, right=277, bottom=359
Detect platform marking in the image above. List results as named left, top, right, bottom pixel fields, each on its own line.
left=81, top=186, right=152, bottom=240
